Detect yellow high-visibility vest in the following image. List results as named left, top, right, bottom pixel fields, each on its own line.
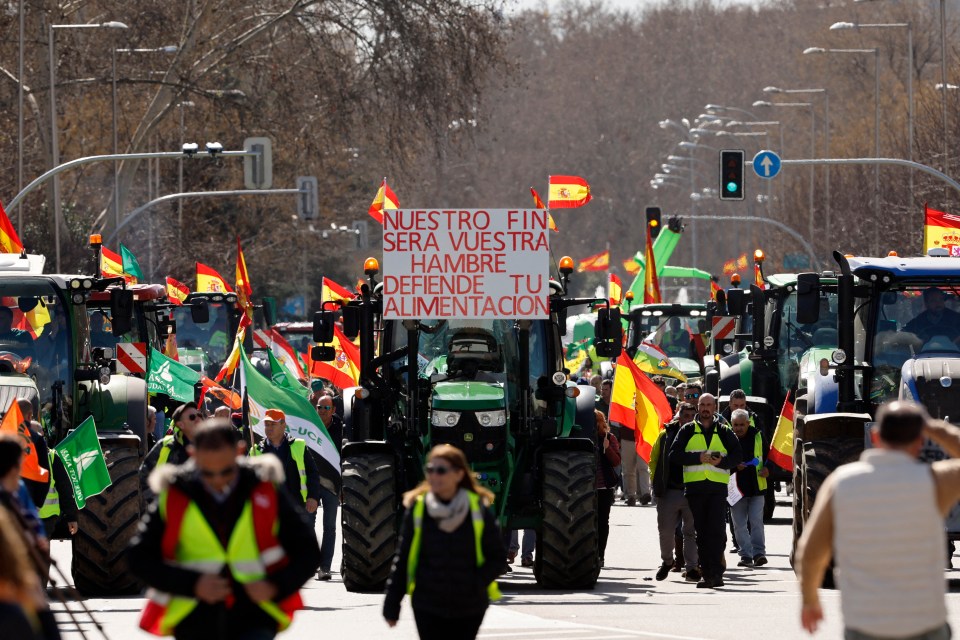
left=682, top=423, right=730, bottom=485
left=251, top=439, right=308, bottom=502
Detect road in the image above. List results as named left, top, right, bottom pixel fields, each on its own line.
left=50, top=492, right=959, bottom=640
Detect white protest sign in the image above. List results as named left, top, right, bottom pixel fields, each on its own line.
left=382, top=209, right=550, bottom=319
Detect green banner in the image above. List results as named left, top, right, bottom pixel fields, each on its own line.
left=53, top=417, right=112, bottom=509
left=147, top=347, right=201, bottom=401
left=268, top=350, right=307, bottom=397
left=120, top=243, right=144, bottom=282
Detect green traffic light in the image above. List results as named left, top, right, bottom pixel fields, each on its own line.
left=726, top=182, right=738, bottom=193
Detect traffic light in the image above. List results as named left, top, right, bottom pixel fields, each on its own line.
left=645, top=207, right=662, bottom=238
left=719, top=150, right=744, bottom=201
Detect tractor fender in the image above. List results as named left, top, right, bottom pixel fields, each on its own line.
left=808, top=370, right=838, bottom=416
left=538, top=436, right=596, bottom=458
left=801, top=412, right=871, bottom=443
left=80, top=376, right=148, bottom=457
left=571, top=384, right=597, bottom=439
left=341, top=439, right=394, bottom=461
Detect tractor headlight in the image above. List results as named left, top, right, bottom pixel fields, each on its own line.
left=476, top=410, right=506, bottom=427
left=431, top=410, right=460, bottom=427
left=98, top=366, right=112, bottom=385
left=71, top=293, right=85, bottom=304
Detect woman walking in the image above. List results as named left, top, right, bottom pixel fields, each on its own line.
left=596, top=410, right=621, bottom=567
left=383, top=444, right=507, bottom=640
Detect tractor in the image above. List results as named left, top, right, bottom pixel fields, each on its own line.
left=791, top=250, right=960, bottom=556
left=313, top=256, right=621, bottom=592
left=625, top=302, right=708, bottom=382
left=172, top=291, right=245, bottom=377
left=0, top=252, right=148, bottom=595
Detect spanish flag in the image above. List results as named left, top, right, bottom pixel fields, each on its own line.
left=923, top=204, right=960, bottom=254
left=368, top=178, right=399, bottom=226
left=0, top=202, right=23, bottom=254
left=530, top=187, right=558, bottom=233
left=196, top=262, right=233, bottom=294
left=736, top=253, right=749, bottom=270
left=768, top=393, right=794, bottom=471
left=754, top=262, right=765, bottom=288
left=710, top=277, right=722, bottom=302
left=166, top=277, right=189, bottom=305
left=101, top=247, right=125, bottom=279
left=0, top=400, right=47, bottom=482
left=307, top=326, right=360, bottom=390
left=608, top=351, right=672, bottom=463
left=214, top=313, right=251, bottom=383
left=321, top=277, right=354, bottom=305
left=577, top=250, right=609, bottom=272
left=235, top=238, right=253, bottom=316
left=609, top=273, right=623, bottom=306
left=623, top=258, right=640, bottom=275
left=548, top=175, right=592, bottom=209
left=643, top=228, right=661, bottom=303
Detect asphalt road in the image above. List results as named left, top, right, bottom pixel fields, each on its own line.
left=49, top=491, right=960, bottom=640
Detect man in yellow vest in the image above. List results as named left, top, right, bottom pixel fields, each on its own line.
left=140, top=402, right=203, bottom=504
left=729, top=408, right=769, bottom=568
left=128, top=420, right=320, bottom=639
left=669, top=393, right=742, bottom=589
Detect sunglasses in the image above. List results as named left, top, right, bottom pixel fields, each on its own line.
left=184, top=413, right=200, bottom=422
left=425, top=464, right=454, bottom=476
left=684, top=393, right=700, bottom=399
left=200, top=466, right=237, bottom=479
left=316, top=406, right=332, bottom=411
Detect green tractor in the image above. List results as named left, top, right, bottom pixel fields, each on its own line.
left=624, top=302, right=709, bottom=382
left=313, top=257, right=622, bottom=592
left=0, top=253, right=148, bottom=595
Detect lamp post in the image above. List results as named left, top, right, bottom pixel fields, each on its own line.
left=49, top=21, right=128, bottom=272
left=177, top=101, right=195, bottom=245
left=804, top=47, right=880, bottom=253
left=112, top=45, right=178, bottom=239
left=754, top=100, right=815, bottom=244
left=830, top=21, right=913, bottom=200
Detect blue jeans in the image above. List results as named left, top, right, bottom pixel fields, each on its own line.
left=730, top=495, right=765, bottom=559
left=318, top=487, right=339, bottom=572
left=508, top=529, right=536, bottom=560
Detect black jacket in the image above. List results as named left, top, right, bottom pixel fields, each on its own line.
left=650, top=420, right=684, bottom=497
left=668, top=415, right=743, bottom=495
left=734, top=426, right=767, bottom=498
left=254, top=435, right=322, bottom=505
left=139, top=429, right=191, bottom=504
left=322, top=414, right=344, bottom=454
left=383, top=493, right=507, bottom=621
left=127, top=456, right=320, bottom=640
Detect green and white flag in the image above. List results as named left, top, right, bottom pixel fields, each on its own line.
left=268, top=350, right=308, bottom=397
left=147, top=347, right=200, bottom=402
left=240, top=349, right=340, bottom=477
left=53, top=417, right=112, bottom=509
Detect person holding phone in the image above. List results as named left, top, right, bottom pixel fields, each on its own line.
left=669, top=393, right=742, bottom=589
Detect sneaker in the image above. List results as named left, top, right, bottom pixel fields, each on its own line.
left=753, top=555, right=768, bottom=567
left=640, top=494, right=652, bottom=506
left=737, top=557, right=754, bottom=567
left=507, top=551, right=517, bottom=565
left=626, top=497, right=637, bottom=506
left=316, top=570, right=332, bottom=581
left=695, top=578, right=714, bottom=589
left=684, top=568, right=701, bottom=582
left=655, top=563, right=672, bottom=581
left=520, top=558, right=534, bottom=568
left=670, top=562, right=683, bottom=573
left=713, top=578, right=724, bottom=587
left=599, top=557, right=605, bottom=568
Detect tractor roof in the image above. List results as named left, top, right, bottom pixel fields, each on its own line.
left=87, top=283, right=167, bottom=303
left=765, top=273, right=839, bottom=289
left=273, top=321, right=312, bottom=333
left=847, top=255, right=960, bottom=283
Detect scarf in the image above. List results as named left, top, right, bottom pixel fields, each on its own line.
left=424, top=488, right=470, bottom=533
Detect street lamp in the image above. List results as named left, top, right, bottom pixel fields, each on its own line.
left=830, top=20, right=913, bottom=199
left=803, top=46, right=881, bottom=253
left=49, top=20, right=128, bottom=272
left=112, top=45, right=178, bottom=237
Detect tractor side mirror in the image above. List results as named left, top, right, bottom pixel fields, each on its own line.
left=796, top=273, right=821, bottom=324
left=311, top=345, right=336, bottom=362
left=726, top=288, right=746, bottom=317
left=313, top=310, right=335, bottom=344
left=190, top=301, right=210, bottom=325
left=594, top=307, right=623, bottom=358
left=110, top=290, right=134, bottom=336
left=262, top=296, right=277, bottom=327
left=341, top=306, right=360, bottom=340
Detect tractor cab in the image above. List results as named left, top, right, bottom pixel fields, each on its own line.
left=626, top=302, right=707, bottom=381
left=85, top=283, right=173, bottom=375
left=172, top=292, right=243, bottom=376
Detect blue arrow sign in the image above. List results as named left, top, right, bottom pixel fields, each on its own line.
left=752, top=150, right=781, bottom=179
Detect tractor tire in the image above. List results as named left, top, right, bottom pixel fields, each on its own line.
left=71, top=445, right=142, bottom=596
left=799, top=438, right=863, bottom=587
left=340, top=452, right=398, bottom=593
left=535, top=449, right=600, bottom=589
left=790, top=436, right=804, bottom=567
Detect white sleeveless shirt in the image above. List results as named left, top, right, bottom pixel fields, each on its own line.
left=832, top=449, right=947, bottom=637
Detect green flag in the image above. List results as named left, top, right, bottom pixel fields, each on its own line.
left=268, top=350, right=307, bottom=396
left=53, top=417, right=112, bottom=509
left=240, top=349, right=340, bottom=478
left=120, top=243, right=144, bottom=282
left=147, top=347, right=201, bottom=401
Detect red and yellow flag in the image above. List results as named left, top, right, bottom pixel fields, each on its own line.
left=307, top=326, right=360, bottom=390
left=163, top=333, right=179, bottom=362
left=754, top=263, right=765, bottom=288
left=0, top=202, right=23, bottom=254
left=710, top=277, right=722, bottom=302
left=166, top=277, right=189, bottom=305
left=214, top=313, right=252, bottom=383
left=923, top=204, right=960, bottom=255
left=736, top=253, right=749, bottom=270
left=199, top=375, right=242, bottom=410
left=623, top=258, right=640, bottom=275
left=321, top=277, right=354, bottom=305
left=768, top=392, right=795, bottom=471
left=643, top=229, right=661, bottom=304
left=235, top=238, right=254, bottom=317
left=196, top=262, right=233, bottom=294
left=101, top=247, right=125, bottom=279
left=608, top=351, right=673, bottom=463
left=368, top=178, right=400, bottom=226
left=609, top=273, right=623, bottom=306
left=530, top=187, right=558, bottom=233
left=0, top=400, right=47, bottom=482
left=548, top=175, right=592, bottom=208
left=577, top=250, right=609, bottom=272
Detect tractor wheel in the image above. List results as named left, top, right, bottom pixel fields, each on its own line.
left=799, top=438, right=863, bottom=587
left=790, top=436, right=804, bottom=567
left=535, top=449, right=599, bottom=589
left=340, top=452, right=398, bottom=593
left=71, top=444, right=142, bottom=596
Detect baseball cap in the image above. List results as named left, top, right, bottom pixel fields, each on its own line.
left=264, top=408, right=286, bottom=422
